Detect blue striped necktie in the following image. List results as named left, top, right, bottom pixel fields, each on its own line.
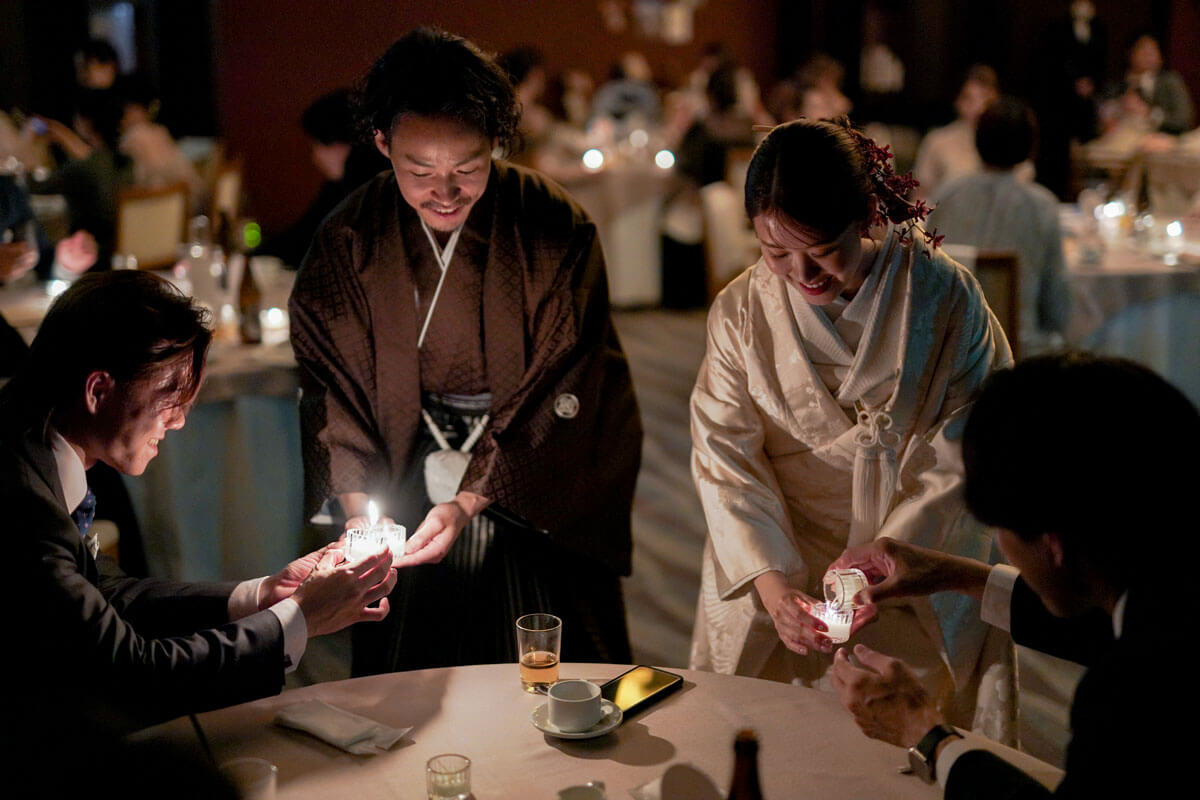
left=71, top=488, right=98, bottom=557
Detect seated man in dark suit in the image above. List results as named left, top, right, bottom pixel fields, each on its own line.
left=828, top=353, right=1198, bottom=797
left=0, top=270, right=397, bottom=735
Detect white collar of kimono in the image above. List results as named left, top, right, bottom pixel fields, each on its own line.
left=416, top=219, right=464, bottom=350
left=1112, top=591, right=1128, bottom=639
left=786, top=229, right=899, bottom=407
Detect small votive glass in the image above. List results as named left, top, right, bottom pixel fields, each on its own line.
left=823, top=568, right=869, bottom=609
left=219, top=757, right=277, bottom=800
left=343, top=528, right=386, bottom=562
left=813, top=602, right=854, bottom=644
left=426, top=753, right=471, bottom=800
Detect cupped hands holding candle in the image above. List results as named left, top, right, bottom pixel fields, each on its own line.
left=339, top=491, right=491, bottom=568
left=751, top=570, right=876, bottom=655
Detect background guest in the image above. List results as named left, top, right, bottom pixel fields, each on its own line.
left=912, top=65, right=999, bottom=199
left=929, top=98, right=1069, bottom=356
left=1108, top=33, right=1194, bottom=136
left=256, top=89, right=387, bottom=268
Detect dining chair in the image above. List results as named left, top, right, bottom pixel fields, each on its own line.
left=973, top=250, right=1022, bottom=362
left=700, top=181, right=760, bottom=301
left=212, top=158, right=243, bottom=226
left=114, top=182, right=190, bottom=270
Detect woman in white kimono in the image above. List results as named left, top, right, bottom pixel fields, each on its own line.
left=689, top=119, right=1016, bottom=739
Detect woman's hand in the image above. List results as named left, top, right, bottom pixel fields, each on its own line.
left=55, top=230, right=97, bottom=274
left=754, top=570, right=833, bottom=655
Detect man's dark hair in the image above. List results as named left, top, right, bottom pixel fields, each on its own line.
left=963, top=353, right=1199, bottom=587
left=358, top=28, right=519, bottom=154
left=975, top=96, right=1038, bottom=169
left=745, top=118, right=872, bottom=239
left=78, top=38, right=118, bottom=67
left=20, top=271, right=211, bottom=417
left=302, top=89, right=358, bottom=145
left=706, top=64, right=740, bottom=114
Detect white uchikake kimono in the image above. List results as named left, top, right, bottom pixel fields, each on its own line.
left=689, top=230, right=1017, bottom=740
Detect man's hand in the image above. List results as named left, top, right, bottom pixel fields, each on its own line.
left=290, top=549, right=398, bottom=637
left=829, top=537, right=992, bottom=606
left=0, top=242, right=37, bottom=281
left=830, top=644, right=946, bottom=748
left=754, top=570, right=833, bottom=655
left=258, top=543, right=339, bottom=609
left=55, top=230, right=98, bottom=274
left=394, top=501, right=470, bottom=567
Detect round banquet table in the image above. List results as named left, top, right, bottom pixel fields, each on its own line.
left=133, top=663, right=1062, bottom=799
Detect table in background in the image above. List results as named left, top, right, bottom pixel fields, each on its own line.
left=1060, top=210, right=1200, bottom=406
left=561, top=163, right=674, bottom=308
left=136, top=663, right=1061, bottom=799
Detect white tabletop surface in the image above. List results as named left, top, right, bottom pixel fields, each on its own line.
left=134, top=662, right=1062, bottom=799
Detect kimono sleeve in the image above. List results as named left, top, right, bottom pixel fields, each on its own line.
left=880, top=270, right=1011, bottom=556
left=288, top=225, right=386, bottom=519
left=691, top=294, right=803, bottom=599
left=457, top=218, right=641, bottom=570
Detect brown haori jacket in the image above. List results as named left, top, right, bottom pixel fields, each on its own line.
left=289, top=162, right=642, bottom=575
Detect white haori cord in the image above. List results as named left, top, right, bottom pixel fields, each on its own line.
left=848, top=405, right=900, bottom=547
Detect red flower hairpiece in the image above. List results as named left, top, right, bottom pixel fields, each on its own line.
left=838, top=120, right=944, bottom=249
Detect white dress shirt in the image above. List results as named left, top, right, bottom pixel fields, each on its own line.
left=49, top=430, right=307, bottom=672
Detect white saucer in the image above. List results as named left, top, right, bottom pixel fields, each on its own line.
left=531, top=700, right=623, bottom=739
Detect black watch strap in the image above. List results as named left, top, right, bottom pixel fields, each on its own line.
left=907, top=724, right=961, bottom=784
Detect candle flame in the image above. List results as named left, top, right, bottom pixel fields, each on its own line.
left=367, top=500, right=379, bottom=527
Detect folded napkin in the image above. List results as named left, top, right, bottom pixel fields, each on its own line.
left=274, top=700, right=411, bottom=755
left=629, top=763, right=721, bottom=800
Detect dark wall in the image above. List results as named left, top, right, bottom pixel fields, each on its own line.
left=213, top=0, right=780, bottom=233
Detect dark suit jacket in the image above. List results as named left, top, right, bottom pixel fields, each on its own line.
left=0, top=381, right=286, bottom=733
left=945, top=576, right=1191, bottom=798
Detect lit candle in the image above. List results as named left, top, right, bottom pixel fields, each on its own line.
left=814, top=602, right=853, bottom=644
left=367, top=500, right=379, bottom=528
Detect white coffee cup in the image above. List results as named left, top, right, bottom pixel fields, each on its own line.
left=558, top=781, right=606, bottom=800
left=548, top=679, right=604, bottom=732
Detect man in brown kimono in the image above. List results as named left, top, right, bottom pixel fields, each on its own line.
left=289, top=28, right=642, bottom=673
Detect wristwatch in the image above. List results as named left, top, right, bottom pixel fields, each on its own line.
left=907, top=724, right=961, bottom=784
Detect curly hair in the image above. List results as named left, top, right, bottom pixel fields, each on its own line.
left=358, top=28, right=520, bottom=155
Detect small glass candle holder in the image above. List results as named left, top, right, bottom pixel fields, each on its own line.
left=823, top=568, right=869, bottom=609
left=426, top=753, right=471, bottom=800
left=343, top=528, right=386, bottom=562
left=813, top=602, right=853, bottom=644
left=376, top=522, right=407, bottom=559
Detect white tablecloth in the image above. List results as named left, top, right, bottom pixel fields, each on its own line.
left=1061, top=220, right=1200, bottom=406
left=134, top=663, right=1062, bottom=799
left=561, top=164, right=673, bottom=307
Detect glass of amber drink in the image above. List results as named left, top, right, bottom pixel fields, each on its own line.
left=515, top=613, right=561, bottom=693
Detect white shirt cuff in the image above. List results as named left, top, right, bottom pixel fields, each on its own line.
left=936, top=732, right=976, bottom=787
left=980, top=564, right=1020, bottom=632
left=267, top=597, right=308, bottom=673
left=227, top=577, right=266, bottom=619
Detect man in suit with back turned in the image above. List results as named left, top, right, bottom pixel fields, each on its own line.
left=0, top=270, right=398, bottom=737
left=828, top=353, right=1198, bottom=797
